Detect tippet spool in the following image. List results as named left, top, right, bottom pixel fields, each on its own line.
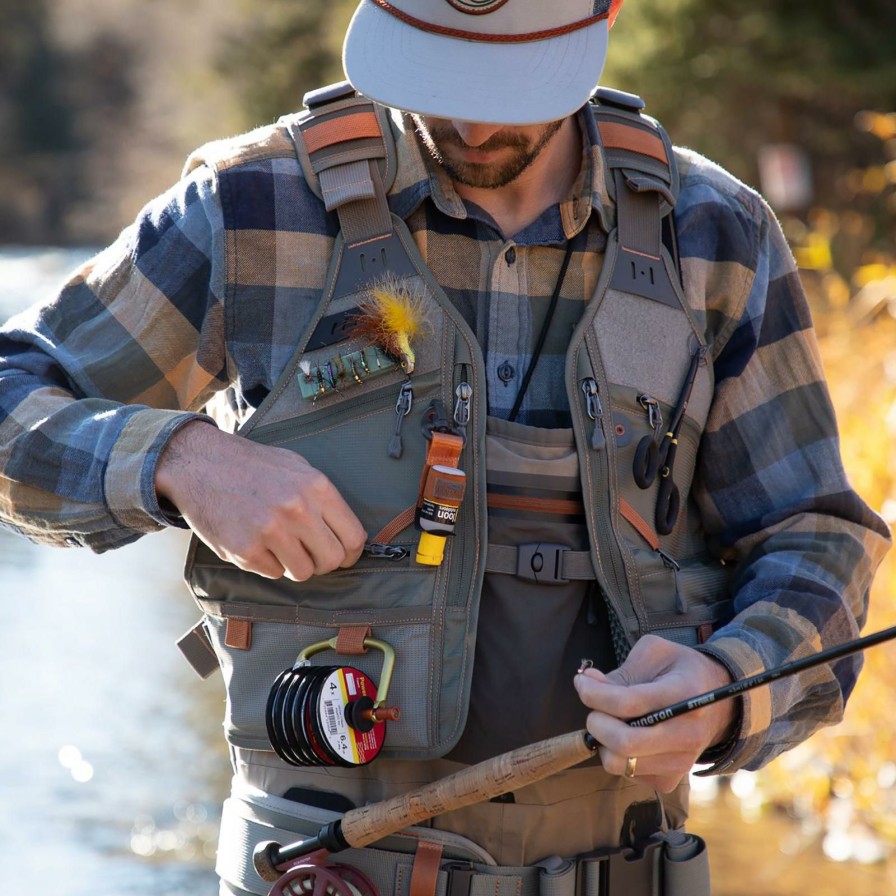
left=265, top=637, right=399, bottom=767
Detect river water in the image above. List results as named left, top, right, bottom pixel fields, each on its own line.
left=1, top=247, right=893, bottom=895
left=0, top=248, right=227, bottom=894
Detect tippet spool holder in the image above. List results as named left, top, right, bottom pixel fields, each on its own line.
left=265, top=637, right=399, bottom=767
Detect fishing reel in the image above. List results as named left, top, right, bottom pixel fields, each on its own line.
left=268, top=850, right=379, bottom=896
left=265, top=637, right=399, bottom=768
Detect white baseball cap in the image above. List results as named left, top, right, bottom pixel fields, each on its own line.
left=343, top=0, right=615, bottom=125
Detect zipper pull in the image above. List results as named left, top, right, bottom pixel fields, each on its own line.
left=453, top=382, right=472, bottom=442
left=364, top=542, right=410, bottom=561
left=657, top=549, right=685, bottom=613
left=581, top=378, right=606, bottom=451
left=388, top=381, right=414, bottom=458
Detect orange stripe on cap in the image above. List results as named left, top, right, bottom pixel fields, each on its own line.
left=598, top=121, right=668, bottom=164
left=370, top=0, right=608, bottom=43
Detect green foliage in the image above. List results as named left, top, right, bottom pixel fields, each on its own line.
left=604, top=0, right=896, bottom=197
left=216, top=0, right=357, bottom=127
left=0, top=0, right=76, bottom=157
left=0, top=1, right=136, bottom=244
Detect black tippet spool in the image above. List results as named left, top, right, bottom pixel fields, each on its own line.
left=264, top=638, right=398, bottom=768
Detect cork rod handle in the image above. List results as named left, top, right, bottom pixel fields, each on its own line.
left=341, top=729, right=597, bottom=847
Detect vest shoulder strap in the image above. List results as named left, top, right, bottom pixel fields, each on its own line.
left=282, top=81, right=421, bottom=302
left=282, top=80, right=398, bottom=245
left=590, top=87, right=682, bottom=307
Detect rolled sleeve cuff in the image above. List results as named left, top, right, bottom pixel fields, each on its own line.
left=104, top=408, right=215, bottom=532
left=693, top=635, right=772, bottom=774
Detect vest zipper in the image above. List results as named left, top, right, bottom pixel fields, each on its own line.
left=388, top=380, right=414, bottom=458
left=453, top=381, right=472, bottom=442
left=575, top=359, right=649, bottom=639
left=581, top=377, right=606, bottom=450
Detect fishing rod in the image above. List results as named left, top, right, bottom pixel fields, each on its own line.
left=627, top=622, right=896, bottom=728
left=254, top=624, right=896, bottom=883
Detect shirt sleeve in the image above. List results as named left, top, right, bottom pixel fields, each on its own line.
left=0, top=166, right=228, bottom=551
left=687, top=183, right=891, bottom=773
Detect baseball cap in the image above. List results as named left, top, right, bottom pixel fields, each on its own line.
left=343, top=0, right=615, bottom=125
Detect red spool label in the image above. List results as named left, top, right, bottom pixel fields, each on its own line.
left=315, top=668, right=386, bottom=765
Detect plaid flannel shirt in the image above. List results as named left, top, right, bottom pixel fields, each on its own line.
left=0, top=105, right=889, bottom=773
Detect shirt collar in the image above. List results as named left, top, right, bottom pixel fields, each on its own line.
left=386, top=106, right=613, bottom=237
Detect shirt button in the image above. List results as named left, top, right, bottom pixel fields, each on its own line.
left=497, top=362, right=516, bottom=383
left=504, top=246, right=516, bottom=265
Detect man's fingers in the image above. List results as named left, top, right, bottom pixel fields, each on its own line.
left=574, top=670, right=687, bottom=721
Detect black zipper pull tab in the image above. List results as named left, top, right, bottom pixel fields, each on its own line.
left=581, top=378, right=606, bottom=451
left=388, top=381, right=414, bottom=458
left=364, top=542, right=409, bottom=561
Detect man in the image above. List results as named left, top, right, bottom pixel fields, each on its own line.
left=0, top=1, right=889, bottom=894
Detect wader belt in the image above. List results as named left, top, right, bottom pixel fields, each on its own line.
left=217, top=786, right=710, bottom=896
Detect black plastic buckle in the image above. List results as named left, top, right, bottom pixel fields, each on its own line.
left=303, top=80, right=356, bottom=110
left=516, top=543, right=569, bottom=586
left=444, top=862, right=475, bottom=896
left=592, top=86, right=647, bottom=113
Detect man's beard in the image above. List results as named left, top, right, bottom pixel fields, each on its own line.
left=413, top=116, right=564, bottom=189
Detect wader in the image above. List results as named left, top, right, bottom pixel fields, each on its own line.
left=178, top=82, right=732, bottom=896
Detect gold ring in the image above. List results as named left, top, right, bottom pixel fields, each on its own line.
left=623, top=756, right=638, bottom=778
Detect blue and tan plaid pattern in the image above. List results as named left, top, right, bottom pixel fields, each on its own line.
left=0, top=104, right=889, bottom=773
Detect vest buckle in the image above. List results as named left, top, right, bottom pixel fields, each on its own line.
left=516, top=543, right=570, bottom=586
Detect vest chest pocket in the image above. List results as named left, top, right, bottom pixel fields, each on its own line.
left=607, top=383, right=732, bottom=643
left=185, top=364, right=483, bottom=760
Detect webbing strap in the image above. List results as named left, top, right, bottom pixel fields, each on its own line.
left=176, top=620, right=219, bottom=679
left=289, top=84, right=398, bottom=251
left=322, top=160, right=394, bottom=242
left=216, top=790, right=709, bottom=896
left=485, top=543, right=595, bottom=583
left=590, top=89, right=682, bottom=309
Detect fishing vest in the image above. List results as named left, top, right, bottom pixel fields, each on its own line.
left=178, top=81, right=735, bottom=770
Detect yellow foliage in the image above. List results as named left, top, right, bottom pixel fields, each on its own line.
left=738, top=202, right=896, bottom=857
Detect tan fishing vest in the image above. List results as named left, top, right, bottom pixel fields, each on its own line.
left=177, top=82, right=731, bottom=880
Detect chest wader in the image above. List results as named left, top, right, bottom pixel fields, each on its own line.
left=178, top=82, right=729, bottom=896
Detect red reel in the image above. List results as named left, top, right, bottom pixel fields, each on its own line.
left=268, top=855, right=379, bottom=896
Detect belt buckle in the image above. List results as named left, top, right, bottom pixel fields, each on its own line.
left=516, top=543, right=569, bottom=586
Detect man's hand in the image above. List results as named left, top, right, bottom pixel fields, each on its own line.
left=154, top=421, right=367, bottom=581
left=573, top=634, right=737, bottom=792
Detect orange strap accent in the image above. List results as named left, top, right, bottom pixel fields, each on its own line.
left=619, top=497, right=659, bottom=550
left=409, top=840, right=444, bottom=896
left=224, top=618, right=253, bottom=651
left=371, top=504, right=417, bottom=545
left=417, top=431, right=465, bottom=505
left=598, top=121, right=668, bottom=165
left=336, top=625, right=373, bottom=656
left=426, top=431, right=464, bottom=468
left=303, top=111, right=382, bottom=155
left=486, top=492, right=584, bottom=516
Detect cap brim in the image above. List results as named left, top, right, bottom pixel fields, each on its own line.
left=343, top=0, right=608, bottom=125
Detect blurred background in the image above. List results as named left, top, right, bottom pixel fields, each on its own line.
left=1, top=1, right=895, bottom=893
